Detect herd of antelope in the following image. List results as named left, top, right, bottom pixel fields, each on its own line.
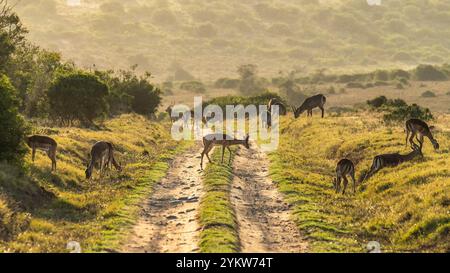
left=26, top=136, right=122, bottom=179
left=26, top=93, right=440, bottom=195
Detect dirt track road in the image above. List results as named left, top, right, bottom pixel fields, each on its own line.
left=231, top=145, right=308, bottom=253
left=121, top=144, right=204, bottom=253
left=120, top=142, right=307, bottom=253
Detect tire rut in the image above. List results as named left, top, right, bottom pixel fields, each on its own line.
left=120, top=144, right=204, bottom=253
left=231, top=145, right=308, bottom=253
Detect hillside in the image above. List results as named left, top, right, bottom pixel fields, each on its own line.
left=0, top=114, right=185, bottom=252
left=15, top=0, right=450, bottom=81
left=269, top=113, right=450, bottom=252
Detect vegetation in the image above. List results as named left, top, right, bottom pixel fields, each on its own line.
left=367, top=96, right=433, bottom=124
left=180, top=80, right=206, bottom=94
left=199, top=148, right=238, bottom=253
left=204, top=92, right=285, bottom=111
left=13, top=1, right=450, bottom=80
left=269, top=114, right=450, bottom=252
left=48, top=72, right=109, bottom=126
left=0, top=115, right=186, bottom=252
left=0, top=74, right=28, bottom=163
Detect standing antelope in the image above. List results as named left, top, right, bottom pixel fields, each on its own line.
left=26, top=135, right=58, bottom=171
left=363, top=144, right=423, bottom=182
left=292, top=94, right=327, bottom=118
left=268, top=98, right=287, bottom=116
left=333, top=159, right=357, bottom=194
left=405, top=118, right=439, bottom=151
left=85, top=141, right=122, bottom=179
left=200, top=134, right=250, bottom=170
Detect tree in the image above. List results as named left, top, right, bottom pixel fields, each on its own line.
left=237, top=64, right=266, bottom=95
left=0, top=74, right=27, bottom=163
left=96, top=69, right=161, bottom=116
left=5, top=43, right=75, bottom=117
left=0, top=31, right=13, bottom=70
left=0, top=0, right=27, bottom=52
left=48, top=72, right=109, bottom=126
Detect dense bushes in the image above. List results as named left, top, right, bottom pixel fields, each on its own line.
left=214, top=78, right=240, bottom=89
left=413, top=65, right=448, bottom=81
left=367, top=96, right=433, bottom=124
left=204, top=92, right=284, bottom=111
left=48, top=72, right=109, bottom=125
left=237, top=64, right=267, bottom=95
left=0, top=74, right=27, bottom=163
left=180, top=81, right=206, bottom=93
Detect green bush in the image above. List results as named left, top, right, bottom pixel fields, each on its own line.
left=180, top=81, right=206, bottom=93
left=0, top=74, right=28, bottom=163
left=204, top=92, right=284, bottom=111
left=48, top=72, right=109, bottom=125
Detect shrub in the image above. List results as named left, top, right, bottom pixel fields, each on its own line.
left=373, top=81, right=390, bottom=87
left=421, top=90, right=437, bottom=98
left=204, top=92, right=284, bottom=111
left=384, top=104, right=433, bottom=124
left=237, top=64, right=266, bottom=95
left=0, top=74, right=28, bottom=163
left=214, top=78, right=240, bottom=89
left=180, top=81, right=206, bottom=93
left=127, top=79, right=162, bottom=116
left=367, top=96, right=388, bottom=108
left=414, top=64, right=448, bottom=81
left=327, top=86, right=336, bottom=94
left=48, top=72, right=109, bottom=125
left=346, top=82, right=366, bottom=89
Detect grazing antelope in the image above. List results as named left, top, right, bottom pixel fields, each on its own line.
left=333, top=159, right=357, bottom=194
left=268, top=98, right=287, bottom=116
left=363, top=144, right=422, bottom=182
left=405, top=118, right=439, bottom=151
left=26, top=135, right=58, bottom=171
left=85, top=141, right=122, bottom=179
left=261, top=109, right=272, bottom=128
left=292, top=94, right=327, bottom=118
left=200, top=134, right=250, bottom=170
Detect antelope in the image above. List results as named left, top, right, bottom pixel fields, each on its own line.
left=405, top=118, right=439, bottom=151
left=333, top=159, right=357, bottom=194
left=26, top=135, right=58, bottom=171
left=292, top=94, right=327, bottom=118
left=363, top=144, right=423, bottom=182
left=200, top=134, right=250, bottom=170
left=268, top=98, right=287, bottom=116
left=85, top=141, right=122, bottom=179
left=261, top=109, right=272, bottom=128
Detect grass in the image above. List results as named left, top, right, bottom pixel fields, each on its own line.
left=268, top=113, right=450, bottom=252
left=198, top=148, right=239, bottom=253
left=0, top=114, right=189, bottom=252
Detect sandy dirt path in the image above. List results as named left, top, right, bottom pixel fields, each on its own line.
left=231, top=144, right=308, bottom=253
left=120, top=144, right=204, bottom=253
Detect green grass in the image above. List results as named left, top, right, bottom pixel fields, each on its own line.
left=198, top=148, right=239, bottom=253
left=0, top=114, right=189, bottom=252
left=268, top=113, right=450, bottom=253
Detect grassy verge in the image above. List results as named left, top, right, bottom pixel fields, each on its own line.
left=0, top=114, right=190, bottom=252
left=198, top=148, right=239, bottom=253
left=268, top=113, right=450, bottom=252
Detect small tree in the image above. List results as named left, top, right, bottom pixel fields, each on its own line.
left=0, top=74, right=27, bottom=163
left=48, top=72, right=109, bottom=126
left=237, top=64, right=266, bottom=95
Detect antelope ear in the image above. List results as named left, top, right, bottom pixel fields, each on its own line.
left=429, top=126, right=435, bottom=131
